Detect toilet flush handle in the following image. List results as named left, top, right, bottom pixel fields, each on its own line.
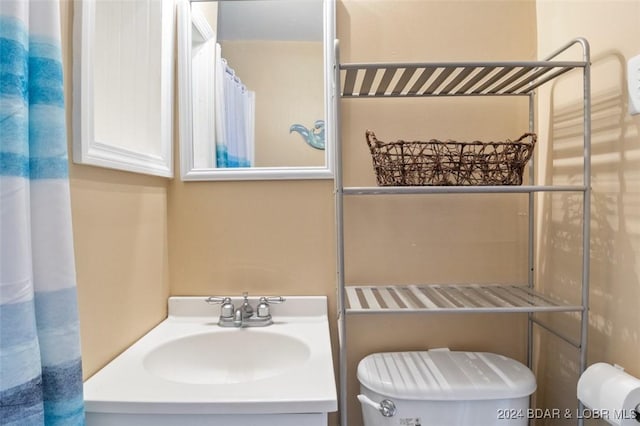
left=357, top=394, right=397, bottom=417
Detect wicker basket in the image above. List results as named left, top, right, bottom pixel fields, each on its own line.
left=366, top=131, right=537, bottom=186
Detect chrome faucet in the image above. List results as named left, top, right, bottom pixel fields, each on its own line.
left=205, top=293, right=285, bottom=327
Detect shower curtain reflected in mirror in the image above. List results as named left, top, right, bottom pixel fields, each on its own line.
left=0, top=0, right=85, bottom=424
left=215, top=50, right=255, bottom=168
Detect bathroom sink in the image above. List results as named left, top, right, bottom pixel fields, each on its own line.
left=83, top=296, right=337, bottom=424
left=143, top=330, right=311, bottom=384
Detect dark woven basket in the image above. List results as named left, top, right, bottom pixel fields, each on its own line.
left=366, top=131, right=537, bottom=186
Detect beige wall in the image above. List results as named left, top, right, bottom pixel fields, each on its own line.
left=535, top=2, right=640, bottom=424
left=64, top=1, right=640, bottom=425
left=60, top=0, right=170, bottom=379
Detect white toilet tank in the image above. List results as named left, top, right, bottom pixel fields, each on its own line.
left=357, top=349, right=536, bottom=426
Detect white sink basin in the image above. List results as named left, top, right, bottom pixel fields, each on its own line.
left=143, top=330, right=311, bottom=384
left=83, top=296, right=337, bottom=426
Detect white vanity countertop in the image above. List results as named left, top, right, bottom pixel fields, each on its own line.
left=83, top=296, right=337, bottom=415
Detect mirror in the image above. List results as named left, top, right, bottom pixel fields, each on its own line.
left=177, top=0, right=335, bottom=181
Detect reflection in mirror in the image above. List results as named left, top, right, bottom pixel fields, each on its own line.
left=177, top=0, right=335, bottom=181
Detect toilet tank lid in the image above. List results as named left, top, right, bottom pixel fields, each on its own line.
left=357, top=350, right=536, bottom=401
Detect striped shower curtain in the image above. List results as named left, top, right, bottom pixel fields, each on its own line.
left=0, top=0, right=85, bottom=425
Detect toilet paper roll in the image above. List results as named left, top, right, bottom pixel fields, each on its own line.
left=577, top=363, right=640, bottom=426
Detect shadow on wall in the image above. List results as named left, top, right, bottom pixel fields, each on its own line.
left=534, top=49, right=640, bottom=425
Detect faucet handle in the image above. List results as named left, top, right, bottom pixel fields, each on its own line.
left=205, top=296, right=230, bottom=304
left=205, top=296, right=234, bottom=319
left=256, top=296, right=286, bottom=319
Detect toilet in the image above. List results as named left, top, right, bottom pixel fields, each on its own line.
left=357, top=349, right=536, bottom=426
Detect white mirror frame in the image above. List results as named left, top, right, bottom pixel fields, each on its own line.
left=73, top=0, right=174, bottom=177
left=177, top=0, right=335, bottom=181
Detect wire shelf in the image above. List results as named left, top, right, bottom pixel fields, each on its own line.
left=340, top=61, right=587, bottom=98
left=345, top=284, right=583, bottom=314
left=342, top=184, right=587, bottom=195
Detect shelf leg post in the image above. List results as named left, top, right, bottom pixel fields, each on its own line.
left=577, top=37, right=592, bottom=426
left=333, top=39, right=349, bottom=426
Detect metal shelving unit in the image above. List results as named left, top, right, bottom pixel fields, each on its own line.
left=334, top=38, right=591, bottom=426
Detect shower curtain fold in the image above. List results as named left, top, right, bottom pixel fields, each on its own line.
left=0, top=1, right=85, bottom=424
left=214, top=46, right=254, bottom=168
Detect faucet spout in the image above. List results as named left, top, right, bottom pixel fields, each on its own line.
left=233, top=307, right=244, bottom=327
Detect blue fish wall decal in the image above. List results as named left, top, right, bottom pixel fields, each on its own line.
left=289, top=119, right=325, bottom=150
